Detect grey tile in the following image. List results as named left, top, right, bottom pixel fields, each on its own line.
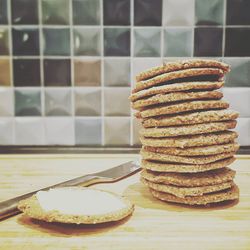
left=75, top=118, right=102, bottom=145
left=132, top=118, right=142, bottom=146
left=44, top=88, right=72, bottom=116
left=104, top=28, right=130, bottom=56
left=73, top=0, right=100, bottom=25
left=45, top=117, right=74, bottom=145
left=223, top=58, right=250, bottom=87
left=195, top=0, right=224, bottom=26
left=74, top=88, right=101, bottom=116
left=73, top=28, right=101, bottom=56
left=42, top=0, right=69, bottom=25
left=134, top=28, right=161, bottom=57
left=164, top=28, right=192, bottom=57
left=163, top=0, right=194, bottom=26
left=0, top=118, right=14, bottom=145
left=0, top=0, right=8, bottom=24
left=15, top=117, right=45, bottom=145
left=0, top=28, right=9, bottom=55
left=104, top=59, right=130, bottom=86
left=15, top=88, right=41, bottom=116
left=43, top=28, right=70, bottom=56
left=235, top=118, right=250, bottom=146
left=0, top=88, right=14, bottom=116
left=104, top=117, right=130, bottom=146
left=104, top=87, right=130, bottom=116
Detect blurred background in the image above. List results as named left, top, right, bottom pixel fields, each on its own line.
left=0, top=0, right=249, bottom=148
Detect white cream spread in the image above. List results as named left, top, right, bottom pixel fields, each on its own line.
left=36, top=188, right=127, bottom=216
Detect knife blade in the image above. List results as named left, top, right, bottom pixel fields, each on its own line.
left=0, top=161, right=141, bottom=221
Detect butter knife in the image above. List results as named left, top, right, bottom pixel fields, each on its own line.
left=0, top=161, right=141, bottom=221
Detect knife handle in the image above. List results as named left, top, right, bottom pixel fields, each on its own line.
left=0, top=174, right=100, bottom=221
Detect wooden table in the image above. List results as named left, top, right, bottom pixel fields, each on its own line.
left=1, top=154, right=250, bottom=250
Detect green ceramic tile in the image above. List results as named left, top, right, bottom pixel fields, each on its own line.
left=15, top=89, right=41, bottom=116
left=42, top=0, right=69, bottom=25
left=164, top=28, right=192, bottom=57
left=0, top=28, right=9, bottom=55
left=74, top=28, right=101, bottom=56
left=195, top=0, right=224, bottom=25
left=73, top=0, right=100, bottom=25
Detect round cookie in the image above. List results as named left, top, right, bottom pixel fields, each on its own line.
left=140, top=168, right=236, bottom=187
left=149, top=184, right=239, bottom=205
left=140, top=131, right=238, bottom=148
left=141, top=157, right=235, bottom=173
left=132, top=90, right=223, bottom=110
left=133, top=68, right=224, bottom=93
left=142, top=109, right=239, bottom=128
left=141, top=148, right=236, bottom=164
left=144, top=142, right=239, bottom=156
left=136, top=100, right=229, bottom=118
left=130, top=81, right=224, bottom=102
left=141, top=177, right=233, bottom=198
left=18, top=187, right=134, bottom=224
left=140, top=120, right=237, bottom=138
left=136, top=59, right=230, bottom=82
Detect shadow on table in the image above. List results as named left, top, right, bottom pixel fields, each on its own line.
left=123, top=182, right=239, bottom=212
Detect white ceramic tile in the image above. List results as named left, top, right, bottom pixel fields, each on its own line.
left=235, top=118, right=250, bottom=146
left=104, top=117, right=130, bottom=146
left=15, top=117, right=45, bottom=145
left=0, top=118, right=14, bottom=145
left=0, top=88, right=14, bottom=116
left=222, top=88, right=250, bottom=117
left=104, top=87, right=130, bottom=116
left=163, top=0, right=194, bottom=26
left=45, top=117, right=74, bottom=145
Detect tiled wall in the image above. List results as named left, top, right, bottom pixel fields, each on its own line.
left=0, top=0, right=250, bottom=146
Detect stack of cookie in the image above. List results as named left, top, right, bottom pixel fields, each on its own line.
left=130, top=59, right=239, bottom=206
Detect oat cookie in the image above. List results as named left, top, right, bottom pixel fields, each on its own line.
left=140, top=120, right=237, bottom=138
left=142, top=110, right=239, bottom=128
left=18, top=187, right=134, bottom=224
left=136, top=59, right=230, bottom=81
left=141, top=148, right=236, bottom=164
left=144, top=142, right=239, bottom=156
left=136, top=100, right=229, bottom=118
left=132, top=90, right=223, bottom=110
left=134, top=68, right=224, bottom=93
left=141, top=177, right=233, bottom=198
left=140, top=131, right=238, bottom=148
left=130, top=81, right=224, bottom=102
left=140, top=168, right=236, bottom=187
left=150, top=184, right=239, bottom=205
left=141, top=157, right=235, bottom=173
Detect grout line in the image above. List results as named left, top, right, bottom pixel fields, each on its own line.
left=191, top=0, right=195, bottom=57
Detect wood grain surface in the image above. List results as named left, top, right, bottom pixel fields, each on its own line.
left=0, top=154, right=250, bottom=250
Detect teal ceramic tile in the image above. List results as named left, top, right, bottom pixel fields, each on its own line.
left=104, top=59, right=130, bottom=86
left=104, top=28, right=130, bottom=56
left=164, top=28, right=192, bottom=57
left=223, top=58, right=250, bottom=87
left=73, top=0, right=100, bottom=25
left=195, top=0, right=224, bottom=25
left=104, top=87, right=130, bottom=116
left=15, top=89, right=41, bottom=116
left=74, top=88, right=101, bottom=116
left=104, top=117, right=130, bottom=146
left=134, top=28, right=161, bottom=57
left=42, top=0, right=69, bottom=25
left=74, top=28, right=101, bottom=56
left=0, top=118, right=14, bottom=145
left=44, top=88, right=72, bottom=116
left=75, top=118, right=102, bottom=145
left=15, top=117, right=45, bottom=145
left=0, top=88, right=14, bottom=116
left=0, top=28, right=9, bottom=55
left=45, top=118, right=74, bottom=145
left=43, top=28, right=70, bottom=56
left=0, top=0, right=8, bottom=24
left=163, top=0, right=194, bottom=26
